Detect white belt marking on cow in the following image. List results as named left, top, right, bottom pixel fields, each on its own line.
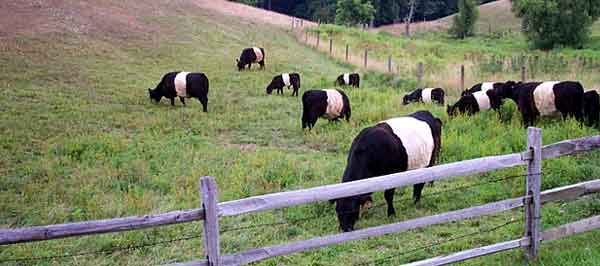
left=481, top=82, right=494, bottom=92
left=323, top=89, right=344, bottom=119
left=383, top=117, right=434, bottom=170
left=343, top=73, right=350, bottom=85
left=252, top=47, right=263, bottom=62
left=174, top=72, right=190, bottom=98
left=282, top=73, right=291, bottom=86
left=421, top=88, right=433, bottom=104
left=473, top=91, right=491, bottom=110
left=534, top=81, right=560, bottom=116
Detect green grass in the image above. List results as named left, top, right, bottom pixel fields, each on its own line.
left=1, top=1, right=600, bottom=265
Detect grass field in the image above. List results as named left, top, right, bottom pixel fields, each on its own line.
left=1, top=1, right=600, bottom=265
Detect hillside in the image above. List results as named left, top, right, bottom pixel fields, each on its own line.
left=1, top=1, right=600, bottom=266
left=377, top=0, right=521, bottom=35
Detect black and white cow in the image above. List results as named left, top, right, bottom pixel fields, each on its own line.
left=334, top=110, right=442, bottom=232
left=584, top=90, right=600, bottom=127
left=335, top=73, right=360, bottom=88
left=301, top=89, right=351, bottom=129
left=447, top=89, right=502, bottom=116
left=148, top=71, right=209, bottom=112
left=236, top=47, right=265, bottom=71
left=461, top=81, right=516, bottom=96
left=266, top=73, right=301, bottom=96
left=403, top=87, right=445, bottom=105
left=497, top=81, right=584, bottom=126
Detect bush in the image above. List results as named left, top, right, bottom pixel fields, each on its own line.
left=449, top=0, right=479, bottom=39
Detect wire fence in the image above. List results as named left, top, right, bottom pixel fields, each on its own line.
left=0, top=233, right=203, bottom=264
left=218, top=172, right=533, bottom=234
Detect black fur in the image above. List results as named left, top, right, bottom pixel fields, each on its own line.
left=335, top=73, right=360, bottom=88
left=236, top=47, right=265, bottom=71
left=403, top=88, right=445, bottom=105
left=499, top=81, right=584, bottom=126
left=584, top=90, right=600, bottom=128
left=461, top=81, right=515, bottom=96
left=148, top=72, right=209, bottom=112
left=301, top=89, right=351, bottom=130
left=266, top=73, right=301, bottom=96
left=447, top=90, right=501, bottom=116
left=334, top=111, right=442, bottom=232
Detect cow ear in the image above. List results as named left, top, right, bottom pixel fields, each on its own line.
left=236, top=58, right=239, bottom=63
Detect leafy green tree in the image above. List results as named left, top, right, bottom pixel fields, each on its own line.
left=449, top=0, right=479, bottom=39
left=335, top=0, right=376, bottom=26
left=512, top=0, right=600, bottom=49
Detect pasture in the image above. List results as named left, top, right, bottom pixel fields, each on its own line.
left=1, top=0, right=599, bottom=265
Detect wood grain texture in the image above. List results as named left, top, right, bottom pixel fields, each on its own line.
left=541, top=215, right=600, bottom=242
left=200, top=177, right=221, bottom=266
left=524, top=127, right=542, bottom=258
left=0, top=208, right=204, bottom=245
left=404, top=238, right=529, bottom=266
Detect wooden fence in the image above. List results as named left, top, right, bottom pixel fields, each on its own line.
left=1, top=129, right=600, bottom=266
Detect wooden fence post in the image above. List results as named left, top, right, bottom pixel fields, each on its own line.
left=316, top=33, right=320, bottom=48
left=417, top=62, right=424, bottom=87
left=388, top=55, right=392, bottom=73
left=200, top=176, right=221, bottom=266
left=460, top=65, right=465, bottom=92
left=364, top=49, right=368, bottom=68
left=329, top=37, right=333, bottom=55
left=521, top=65, right=526, bottom=82
left=523, top=127, right=542, bottom=260
left=345, top=44, right=349, bottom=62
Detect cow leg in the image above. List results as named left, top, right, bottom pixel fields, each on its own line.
left=384, top=189, right=396, bottom=217
left=413, top=183, right=425, bottom=203
left=198, top=97, right=208, bottom=112
left=259, top=60, right=265, bottom=69
left=170, top=98, right=175, bottom=106
left=179, top=97, right=186, bottom=106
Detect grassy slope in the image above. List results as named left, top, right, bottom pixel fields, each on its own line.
left=0, top=1, right=599, bottom=265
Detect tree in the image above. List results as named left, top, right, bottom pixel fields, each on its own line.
left=449, top=0, right=478, bottom=39
left=512, top=0, right=600, bottom=49
left=335, top=0, right=376, bottom=26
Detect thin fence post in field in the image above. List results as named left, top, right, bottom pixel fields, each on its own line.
left=460, top=64, right=465, bottom=92
left=364, top=48, right=368, bottom=68
left=305, top=30, right=308, bottom=43
left=521, top=55, right=526, bottom=82
left=300, top=19, right=303, bottom=27
left=200, top=176, right=221, bottom=266
left=316, top=33, right=320, bottom=48
left=417, top=62, right=424, bottom=87
left=291, top=18, right=294, bottom=30
left=388, top=55, right=392, bottom=73
left=524, top=127, right=542, bottom=260
left=345, top=44, right=349, bottom=62
left=329, top=37, right=333, bottom=55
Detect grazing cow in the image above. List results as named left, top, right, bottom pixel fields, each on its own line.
left=335, top=73, right=360, bottom=88
left=148, top=71, right=209, bottom=112
left=447, top=89, right=502, bottom=116
left=301, top=89, right=351, bottom=129
left=497, top=81, right=584, bottom=126
left=584, top=90, right=600, bottom=127
left=236, top=47, right=265, bottom=71
left=334, top=110, right=442, bottom=232
left=403, top=87, right=445, bottom=105
left=266, top=73, right=301, bottom=96
left=461, top=82, right=511, bottom=96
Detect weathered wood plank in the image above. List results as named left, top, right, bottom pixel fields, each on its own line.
left=218, top=153, right=525, bottom=217
left=524, top=127, right=542, bottom=258
left=200, top=177, right=221, bottom=266
left=541, top=215, right=600, bottom=242
left=0, top=208, right=204, bottom=245
left=541, top=135, right=600, bottom=159
left=404, top=238, right=529, bottom=266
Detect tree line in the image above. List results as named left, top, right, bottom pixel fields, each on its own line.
left=234, top=0, right=494, bottom=26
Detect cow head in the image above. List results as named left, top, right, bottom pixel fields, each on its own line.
left=446, top=104, right=456, bottom=116
left=148, top=88, right=161, bottom=103
left=334, top=194, right=372, bottom=232
left=496, top=81, right=520, bottom=102
left=236, top=58, right=244, bottom=71
left=266, top=83, right=274, bottom=95
left=402, top=95, right=411, bottom=105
